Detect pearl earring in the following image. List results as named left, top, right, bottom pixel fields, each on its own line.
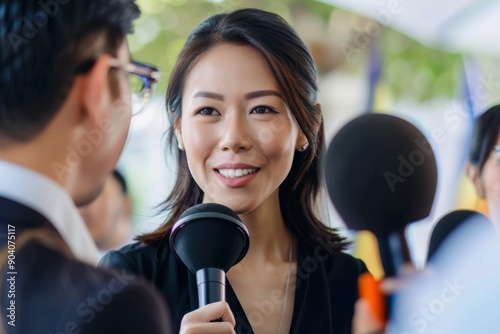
left=298, top=142, right=309, bottom=152
left=177, top=141, right=184, bottom=151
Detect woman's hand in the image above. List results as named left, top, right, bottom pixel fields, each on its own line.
left=180, top=301, right=236, bottom=334
left=352, top=298, right=386, bottom=334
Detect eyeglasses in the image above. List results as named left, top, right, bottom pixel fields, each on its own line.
left=75, top=58, right=161, bottom=115
left=108, top=59, right=161, bottom=115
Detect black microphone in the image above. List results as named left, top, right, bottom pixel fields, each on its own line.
left=169, top=203, right=250, bottom=308
left=427, top=209, right=494, bottom=262
left=324, top=113, right=438, bottom=318
left=323, top=113, right=438, bottom=277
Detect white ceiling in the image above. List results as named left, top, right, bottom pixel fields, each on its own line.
left=320, top=0, right=500, bottom=55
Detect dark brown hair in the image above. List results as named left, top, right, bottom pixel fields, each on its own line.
left=469, top=105, right=500, bottom=172
left=138, top=8, right=350, bottom=251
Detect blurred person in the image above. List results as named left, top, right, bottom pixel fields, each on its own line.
left=387, top=214, right=500, bottom=334
left=466, top=105, right=500, bottom=228
left=79, top=169, right=132, bottom=252
left=388, top=105, right=500, bottom=333
left=101, top=8, right=368, bottom=334
left=426, top=210, right=495, bottom=262
left=352, top=219, right=500, bottom=334
left=0, top=1, right=170, bottom=333
left=353, top=106, right=500, bottom=333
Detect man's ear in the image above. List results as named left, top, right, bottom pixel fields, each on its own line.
left=79, top=55, right=113, bottom=124
left=466, top=162, right=485, bottom=198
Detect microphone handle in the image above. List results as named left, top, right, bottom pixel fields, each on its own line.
left=377, top=229, right=411, bottom=277
left=196, top=267, right=226, bottom=308
left=376, top=228, right=411, bottom=318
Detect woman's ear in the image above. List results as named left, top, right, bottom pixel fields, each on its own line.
left=173, top=117, right=184, bottom=151
left=295, top=101, right=322, bottom=152
left=466, top=162, right=485, bottom=198
left=296, top=132, right=309, bottom=152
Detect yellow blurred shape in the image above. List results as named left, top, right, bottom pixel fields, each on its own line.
left=353, top=230, right=384, bottom=280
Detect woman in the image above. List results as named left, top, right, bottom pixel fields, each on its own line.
left=101, top=8, right=367, bottom=334
left=466, top=105, right=500, bottom=227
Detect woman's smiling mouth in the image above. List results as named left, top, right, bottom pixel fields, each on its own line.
left=214, top=164, right=260, bottom=187
left=217, top=168, right=258, bottom=178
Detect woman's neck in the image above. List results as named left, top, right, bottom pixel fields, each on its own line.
left=236, top=191, right=294, bottom=266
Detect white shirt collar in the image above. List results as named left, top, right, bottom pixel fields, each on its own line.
left=0, top=160, right=100, bottom=266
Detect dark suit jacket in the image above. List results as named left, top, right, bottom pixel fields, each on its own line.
left=101, top=235, right=368, bottom=334
left=0, top=196, right=172, bottom=334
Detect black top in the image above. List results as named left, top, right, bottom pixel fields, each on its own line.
left=0, top=196, right=171, bottom=334
left=100, top=236, right=368, bottom=334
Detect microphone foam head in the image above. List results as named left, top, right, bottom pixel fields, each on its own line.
left=169, top=203, right=250, bottom=273
left=324, top=114, right=438, bottom=236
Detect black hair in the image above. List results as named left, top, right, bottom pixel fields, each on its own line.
left=0, top=0, right=140, bottom=142
left=469, top=105, right=500, bottom=172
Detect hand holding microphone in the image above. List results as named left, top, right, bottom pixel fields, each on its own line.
left=179, top=301, right=236, bottom=334
left=170, top=203, right=250, bottom=332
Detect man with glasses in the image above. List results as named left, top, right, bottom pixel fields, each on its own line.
left=0, top=1, right=170, bottom=333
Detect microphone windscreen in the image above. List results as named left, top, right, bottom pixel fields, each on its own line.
left=169, top=203, right=249, bottom=273
left=427, top=209, right=494, bottom=262
left=324, top=114, right=437, bottom=236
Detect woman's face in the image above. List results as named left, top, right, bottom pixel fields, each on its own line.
left=480, top=132, right=500, bottom=224
left=176, top=44, right=305, bottom=214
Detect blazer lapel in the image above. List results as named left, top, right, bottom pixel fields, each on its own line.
left=0, top=196, right=59, bottom=238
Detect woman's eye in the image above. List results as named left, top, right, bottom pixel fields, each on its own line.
left=196, top=107, right=219, bottom=116
left=252, top=106, right=275, bottom=114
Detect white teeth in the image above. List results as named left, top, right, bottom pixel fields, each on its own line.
left=218, top=168, right=257, bottom=178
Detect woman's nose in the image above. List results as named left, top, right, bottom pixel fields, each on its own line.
left=218, top=113, right=252, bottom=153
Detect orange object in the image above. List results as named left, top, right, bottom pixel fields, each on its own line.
left=358, top=272, right=387, bottom=326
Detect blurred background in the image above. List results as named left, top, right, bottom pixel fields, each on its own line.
left=116, top=0, right=500, bottom=277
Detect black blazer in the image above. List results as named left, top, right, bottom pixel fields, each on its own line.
left=100, top=235, right=368, bottom=334
left=0, top=196, right=172, bottom=334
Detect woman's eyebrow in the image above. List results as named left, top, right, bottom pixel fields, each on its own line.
left=245, top=90, right=282, bottom=100
left=193, top=91, right=224, bottom=100
left=192, top=90, right=282, bottom=101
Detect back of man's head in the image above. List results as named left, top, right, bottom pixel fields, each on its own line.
left=0, top=0, right=140, bottom=142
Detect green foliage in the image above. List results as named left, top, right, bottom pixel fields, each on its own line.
left=380, top=28, right=462, bottom=101
left=132, top=0, right=463, bottom=102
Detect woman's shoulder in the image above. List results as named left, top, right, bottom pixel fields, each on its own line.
left=99, top=239, right=171, bottom=276
left=330, top=251, right=368, bottom=276
left=301, top=243, right=368, bottom=278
